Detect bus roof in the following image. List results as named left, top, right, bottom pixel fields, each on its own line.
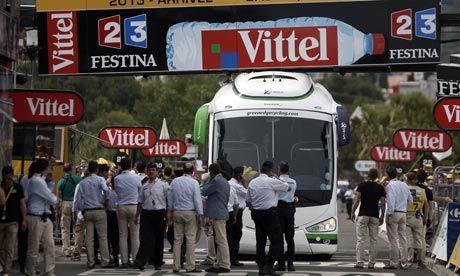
left=209, top=71, right=339, bottom=114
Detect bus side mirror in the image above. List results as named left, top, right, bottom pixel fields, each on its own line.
left=336, top=106, right=350, bottom=147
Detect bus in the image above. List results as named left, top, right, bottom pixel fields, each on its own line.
left=194, top=71, right=350, bottom=257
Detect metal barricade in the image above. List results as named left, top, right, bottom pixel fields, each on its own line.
left=428, top=164, right=460, bottom=248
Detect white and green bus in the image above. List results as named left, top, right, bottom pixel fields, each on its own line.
left=194, top=71, right=350, bottom=257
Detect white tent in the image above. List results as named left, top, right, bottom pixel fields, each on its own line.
left=159, top=117, right=170, bottom=140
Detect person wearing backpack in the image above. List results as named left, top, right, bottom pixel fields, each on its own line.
left=56, top=163, right=82, bottom=257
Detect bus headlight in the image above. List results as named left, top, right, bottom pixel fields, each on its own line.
left=305, top=218, right=336, bottom=232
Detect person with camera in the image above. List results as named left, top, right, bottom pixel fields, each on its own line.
left=0, top=166, right=25, bottom=276
left=25, top=158, right=60, bottom=276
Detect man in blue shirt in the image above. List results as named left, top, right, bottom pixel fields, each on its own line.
left=274, top=161, right=297, bottom=272
left=203, top=162, right=231, bottom=273
left=25, top=158, right=60, bottom=276
left=113, top=157, right=142, bottom=268
left=384, top=166, right=412, bottom=269
left=167, top=162, right=203, bottom=273
left=73, top=160, right=111, bottom=269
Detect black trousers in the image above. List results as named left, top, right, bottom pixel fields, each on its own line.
left=226, top=211, right=235, bottom=263
left=231, top=209, right=244, bottom=262
left=18, top=225, right=27, bottom=272
left=277, top=203, right=295, bottom=263
left=135, top=209, right=166, bottom=267
left=107, top=210, right=119, bottom=258
left=251, top=208, right=283, bottom=270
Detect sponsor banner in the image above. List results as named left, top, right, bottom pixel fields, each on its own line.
left=141, top=139, right=187, bottom=157
left=433, top=97, right=460, bottom=130
left=448, top=234, right=460, bottom=269
left=438, top=79, right=460, bottom=98
left=37, top=0, right=367, bottom=11
left=46, top=11, right=80, bottom=74
left=448, top=203, right=460, bottom=260
left=392, top=128, right=451, bottom=152
left=98, top=126, right=157, bottom=148
left=370, top=144, right=416, bottom=162
left=429, top=208, right=448, bottom=260
left=9, top=89, right=84, bottom=124
left=37, top=0, right=440, bottom=75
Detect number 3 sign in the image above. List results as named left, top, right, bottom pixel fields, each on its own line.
left=391, top=8, right=436, bottom=41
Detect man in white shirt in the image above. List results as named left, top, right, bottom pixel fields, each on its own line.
left=228, top=166, right=247, bottom=267
left=134, top=163, right=169, bottom=270
left=246, top=161, right=290, bottom=276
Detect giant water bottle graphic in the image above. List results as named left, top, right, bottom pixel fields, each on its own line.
left=166, top=17, right=385, bottom=71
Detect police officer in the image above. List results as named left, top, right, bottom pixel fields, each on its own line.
left=274, top=161, right=297, bottom=272
left=246, top=161, right=290, bottom=276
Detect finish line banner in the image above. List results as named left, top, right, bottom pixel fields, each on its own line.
left=37, top=0, right=440, bottom=75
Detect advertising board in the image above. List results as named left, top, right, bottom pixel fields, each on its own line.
left=433, top=97, right=460, bottom=130
left=8, top=89, right=84, bottom=124
left=98, top=126, right=157, bottom=148
left=141, top=139, right=187, bottom=157
left=370, top=144, right=416, bottom=162
left=37, top=0, right=440, bottom=75
left=392, top=128, right=451, bottom=152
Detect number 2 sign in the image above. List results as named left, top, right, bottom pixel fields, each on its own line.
left=391, top=8, right=436, bottom=41
left=98, top=14, right=147, bottom=49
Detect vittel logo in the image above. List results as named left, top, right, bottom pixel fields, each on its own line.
left=393, top=129, right=451, bottom=152
left=10, top=90, right=84, bottom=125
left=99, top=127, right=157, bottom=149
left=201, top=26, right=338, bottom=69
left=238, top=27, right=334, bottom=65
left=47, top=11, right=79, bottom=74
left=27, top=98, right=75, bottom=117
left=433, top=97, right=460, bottom=130
left=371, top=145, right=416, bottom=162
left=142, top=140, right=187, bottom=157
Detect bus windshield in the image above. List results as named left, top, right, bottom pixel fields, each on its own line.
left=213, top=112, right=334, bottom=207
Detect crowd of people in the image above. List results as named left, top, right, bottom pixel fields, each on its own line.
left=9, top=154, right=452, bottom=275
left=0, top=157, right=298, bottom=276
left=350, top=166, right=453, bottom=270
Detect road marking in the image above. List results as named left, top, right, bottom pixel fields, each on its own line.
left=78, top=269, right=152, bottom=275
